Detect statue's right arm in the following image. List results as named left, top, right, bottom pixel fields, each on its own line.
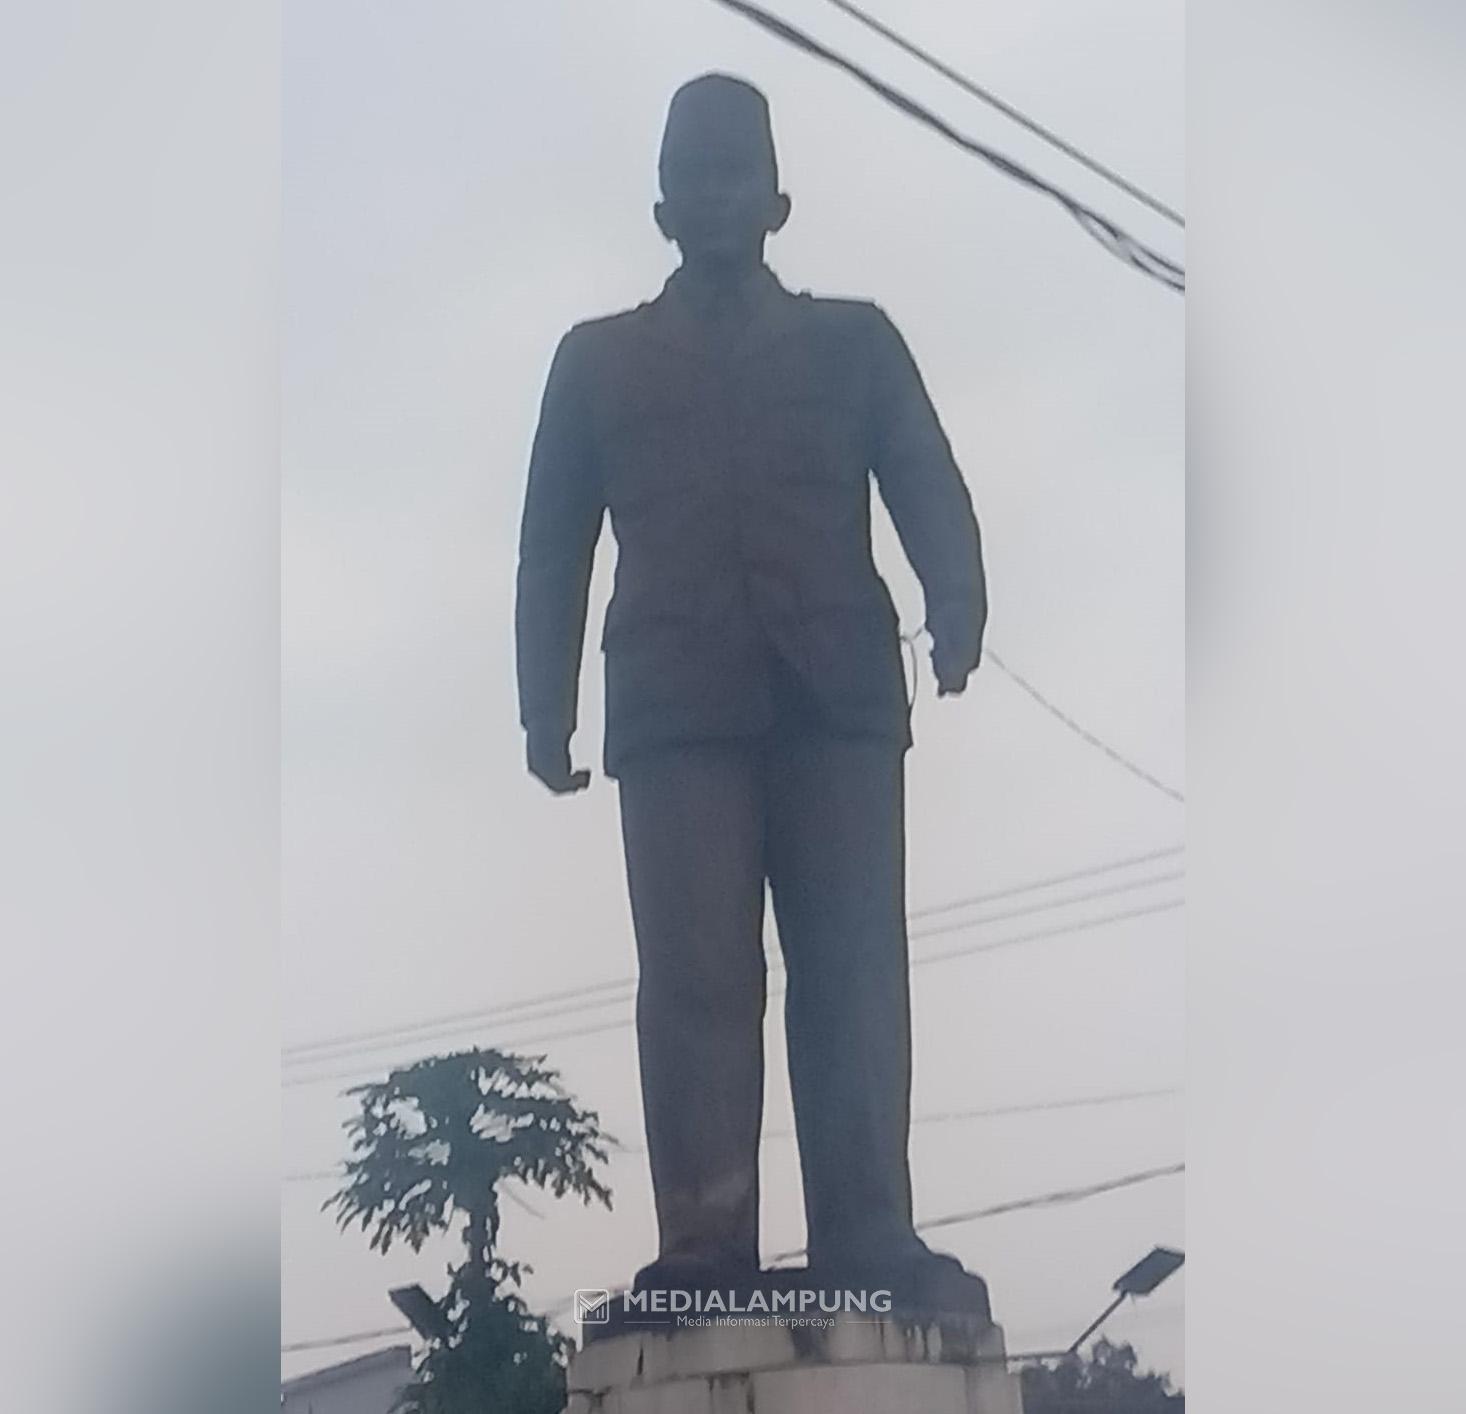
left=515, top=329, right=605, bottom=793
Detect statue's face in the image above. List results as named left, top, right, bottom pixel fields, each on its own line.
left=656, top=141, right=788, bottom=268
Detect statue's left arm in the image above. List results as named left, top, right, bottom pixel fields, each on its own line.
left=866, top=307, right=987, bottom=694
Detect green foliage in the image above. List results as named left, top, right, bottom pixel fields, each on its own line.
left=326, top=1047, right=613, bottom=1259
left=1020, top=1338, right=1183, bottom=1414
left=325, top=1048, right=614, bottom=1414
left=394, top=1260, right=572, bottom=1414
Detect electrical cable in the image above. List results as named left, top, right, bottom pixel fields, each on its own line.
left=284, top=868, right=1182, bottom=1079
left=986, top=649, right=1184, bottom=804
left=705, top=0, right=1184, bottom=292
left=284, top=846, right=1183, bottom=1067
left=283, top=1086, right=1179, bottom=1175
left=281, top=1325, right=409, bottom=1355
left=817, top=0, right=1184, bottom=227
left=282, top=892, right=1182, bottom=1091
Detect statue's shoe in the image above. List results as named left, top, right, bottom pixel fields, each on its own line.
left=808, top=1236, right=991, bottom=1319
left=899, top=1249, right=991, bottom=1317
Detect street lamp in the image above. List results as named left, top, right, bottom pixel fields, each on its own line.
left=1066, top=1245, right=1185, bottom=1354
left=389, top=1284, right=453, bottom=1344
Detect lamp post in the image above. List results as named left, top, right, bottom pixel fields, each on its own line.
left=1065, top=1246, right=1185, bottom=1355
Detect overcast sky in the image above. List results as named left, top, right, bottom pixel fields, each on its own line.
left=282, top=0, right=1184, bottom=1384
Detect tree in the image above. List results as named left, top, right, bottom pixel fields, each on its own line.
left=1020, top=1337, right=1183, bottom=1414
left=325, top=1047, right=613, bottom=1414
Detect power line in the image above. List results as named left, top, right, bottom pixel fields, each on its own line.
left=284, top=846, right=1182, bottom=1068
left=283, top=888, right=1182, bottom=1086
left=282, top=974, right=635, bottom=1061
left=918, top=1162, right=1184, bottom=1234
left=909, top=869, right=1183, bottom=942
left=282, top=1084, right=1179, bottom=1179
left=281, top=991, right=640, bottom=1078
left=912, top=895, right=1180, bottom=971
left=905, top=626, right=1184, bottom=807
left=285, top=986, right=642, bottom=1070
left=282, top=1087, right=1180, bottom=1179
left=705, top=0, right=1184, bottom=292
left=281, top=1324, right=409, bottom=1355
left=282, top=892, right=1182, bottom=1091
left=282, top=1013, right=638, bottom=1091
left=284, top=896, right=1183, bottom=1089
left=908, top=844, right=1182, bottom=920
left=817, top=0, right=1183, bottom=228
left=605, top=1085, right=1181, bottom=1156
left=763, top=1160, right=1184, bottom=1262
left=282, top=1163, right=551, bottom=1226
left=986, top=649, right=1184, bottom=804
left=284, top=868, right=1180, bottom=1075
left=906, top=1086, right=1180, bottom=1129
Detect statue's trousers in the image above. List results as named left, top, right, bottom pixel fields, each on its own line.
left=617, top=731, right=918, bottom=1269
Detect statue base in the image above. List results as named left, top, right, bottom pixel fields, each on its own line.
left=562, top=1309, right=1024, bottom=1414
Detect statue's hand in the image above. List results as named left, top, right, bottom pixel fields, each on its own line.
left=929, top=603, right=985, bottom=697
left=932, top=650, right=974, bottom=696
left=526, top=730, right=591, bottom=795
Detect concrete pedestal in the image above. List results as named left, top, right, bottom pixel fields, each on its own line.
left=563, top=1312, right=1024, bottom=1414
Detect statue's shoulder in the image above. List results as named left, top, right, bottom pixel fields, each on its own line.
left=786, top=289, right=898, bottom=342
left=558, top=299, right=659, bottom=355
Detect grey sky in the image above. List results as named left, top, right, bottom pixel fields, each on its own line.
left=282, top=0, right=1183, bottom=1383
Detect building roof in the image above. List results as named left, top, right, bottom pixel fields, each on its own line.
left=282, top=1343, right=413, bottom=1397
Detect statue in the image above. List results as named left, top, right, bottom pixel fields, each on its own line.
left=515, top=73, right=989, bottom=1313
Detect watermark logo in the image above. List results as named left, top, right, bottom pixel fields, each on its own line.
left=574, top=1289, right=612, bottom=1325
left=573, top=1287, right=892, bottom=1331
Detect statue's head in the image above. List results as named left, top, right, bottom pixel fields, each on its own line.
left=654, top=74, right=791, bottom=271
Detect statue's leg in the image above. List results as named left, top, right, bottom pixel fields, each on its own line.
left=765, top=733, right=917, bottom=1264
left=617, top=741, right=768, bottom=1275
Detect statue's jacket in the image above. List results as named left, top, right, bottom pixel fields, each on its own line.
left=515, top=268, right=986, bottom=776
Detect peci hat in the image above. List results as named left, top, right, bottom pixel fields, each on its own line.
left=658, top=73, right=779, bottom=192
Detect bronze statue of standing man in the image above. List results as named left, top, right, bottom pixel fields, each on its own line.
left=516, top=74, right=988, bottom=1310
